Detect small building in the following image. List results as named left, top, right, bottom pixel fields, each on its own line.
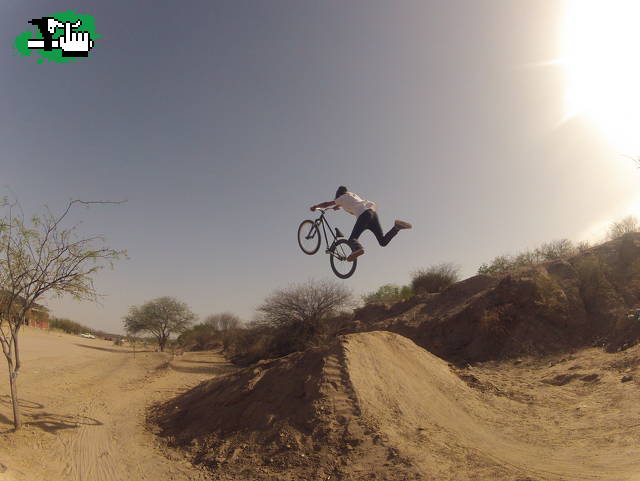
left=0, top=290, right=50, bottom=329
left=25, top=304, right=49, bottom=329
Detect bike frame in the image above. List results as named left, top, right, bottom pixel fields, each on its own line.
left=313, top=209, right=344, bottom=257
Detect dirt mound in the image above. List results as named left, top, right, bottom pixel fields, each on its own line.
left=351, top=233, right=640, bottom=364
left=150, top=333, right=412, bottom=481
left=150, top=331, right=640, bottom=480
left=154, top=331, right=504, bottom=480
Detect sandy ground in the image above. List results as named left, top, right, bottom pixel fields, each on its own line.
left=0, top=327, right=232, bottom=481
left=2, top=327, right=640, bottom=481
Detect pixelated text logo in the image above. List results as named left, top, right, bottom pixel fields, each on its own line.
left=14, top=11, right=98, bottom=64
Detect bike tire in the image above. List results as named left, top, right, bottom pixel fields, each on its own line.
left=330, top=239, right=357, bottom=279
left=297, top=220, right=321, bottom=255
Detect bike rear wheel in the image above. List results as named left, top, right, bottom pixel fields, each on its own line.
left=330, top=239, right=357, bottom=279
left=297, top=220, right=321, bottom=255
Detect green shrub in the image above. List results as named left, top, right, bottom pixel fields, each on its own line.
left=178, top=323, right=220, bottom=351
left=574, top=255, right=613, bottom=300
left=362, top=284, right=414, bottom=304
left=411, top=263, right=459, bottom=294
left=49, top=317, right=94, bottom=335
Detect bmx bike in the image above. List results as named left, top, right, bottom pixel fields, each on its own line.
left=297, top=208, right=357, bottom=279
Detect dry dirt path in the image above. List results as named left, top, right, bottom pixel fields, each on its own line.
left=0, top=327, right=232, bottom=481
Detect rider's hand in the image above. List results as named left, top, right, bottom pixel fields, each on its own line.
left=333, top=206, right=340, bottom=210
left=310, top=206, right=317, bottom=211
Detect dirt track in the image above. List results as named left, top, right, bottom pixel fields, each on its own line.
left=3, top=328, right=640, bottom=481
left=151, top=331, right=640, bottom=481
left=0, top=327, right=231, bottom=481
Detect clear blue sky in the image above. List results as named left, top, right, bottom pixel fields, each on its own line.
left=2, top=1, right=637, bottom=333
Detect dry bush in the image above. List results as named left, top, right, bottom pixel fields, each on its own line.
left=205, top=312, right=241, bottom=331
left=478, top=239, right=578, bottom=276
left=536, top=239, right=576, bottom=261
left=257, top=279, right=352, bottom=352
left=411, top=263, right=460, bottom=294
left=574, top=255, right=613, bottom=300
left=222, top=326, right=277, bottom=365
left=222, top=280, right=353, bottom=365
left=608, top=216, right=640, bottom=240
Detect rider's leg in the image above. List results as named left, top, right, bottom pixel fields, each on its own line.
left=366, top=211, right=399, bottom=247
left=347, top=210, right=373, bottom=261
left=348, top=210, right=374, bottom=250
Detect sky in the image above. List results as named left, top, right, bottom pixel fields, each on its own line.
left=2, top=1, right=639, bottom=334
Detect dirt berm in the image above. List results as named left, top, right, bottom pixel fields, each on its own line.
left=350, top=232, right=640, bottom=364
left=149, top=331, right=640, bottom=481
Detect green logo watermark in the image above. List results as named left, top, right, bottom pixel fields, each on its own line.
left=15, top=11, right=99, bottom=64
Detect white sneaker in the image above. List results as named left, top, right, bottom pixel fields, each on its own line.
left=395, top=220, right=412, bottom=230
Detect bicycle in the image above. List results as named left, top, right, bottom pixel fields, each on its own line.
left=297, top=208, right=357, bottom=279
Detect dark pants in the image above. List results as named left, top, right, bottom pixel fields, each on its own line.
left=348, top=209, right=398, bottom=249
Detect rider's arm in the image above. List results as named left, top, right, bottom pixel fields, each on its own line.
left=310, top=200, right=337, bottom=211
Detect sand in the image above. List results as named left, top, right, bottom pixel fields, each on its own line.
left=3, top=326, right=640, bottom=481
left=0, top=326, right=233, bottom=481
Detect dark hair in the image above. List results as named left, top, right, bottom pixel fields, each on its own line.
left=335, top=186, right=347, bottom=199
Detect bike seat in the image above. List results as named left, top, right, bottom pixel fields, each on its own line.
left=335, top=228, right=344, bottom=238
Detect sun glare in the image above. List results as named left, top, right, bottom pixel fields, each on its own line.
left=563, top=0, right=640, bottom=154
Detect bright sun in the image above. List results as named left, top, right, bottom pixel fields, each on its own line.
left=562, top=0, right=640, bottom=154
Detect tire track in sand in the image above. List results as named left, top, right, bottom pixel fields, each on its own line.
left=54, top=352, right=225, bottom=481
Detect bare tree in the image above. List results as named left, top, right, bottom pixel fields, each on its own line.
left=123, top=297, right=195, bottom=352
left=535, top=239, right=576, bottom=261
left=0, top=198, right=124, bottom=429
left=608, top=215, right=640, bottom=240
left=205, top=312, right=241, bottom=331
left=258, top=279, right=352, bottom=349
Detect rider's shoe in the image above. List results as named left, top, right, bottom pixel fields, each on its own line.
left=394, top=220, right=412, bottom=230
left=347, top=248, right=364, bottom=262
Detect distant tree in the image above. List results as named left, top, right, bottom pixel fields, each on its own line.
left=258, top=279, right=352, bottom=351
left=412, top=263, right=459, bottom=294
left=608, top=215, right=640, bottom=240
left=205, top=312, right=241, bottom=331
left=123, top=297, right=195, bottom=352
left=0, top=198, right=124, bottom=430
left=178, top=323, right=219, bottom=351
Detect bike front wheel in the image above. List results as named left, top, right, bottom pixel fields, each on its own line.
left=330, top=239, right=357, bottom=279
left=298, top=220, right=321, bottom=255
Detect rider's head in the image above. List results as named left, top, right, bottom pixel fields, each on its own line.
left=335, top=186, right=347, bottom=199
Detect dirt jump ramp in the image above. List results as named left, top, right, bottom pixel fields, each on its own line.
left=152, top=331, right=640, bottom=481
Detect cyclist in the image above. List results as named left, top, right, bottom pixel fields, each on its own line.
left=310, top=186, right=412, bottom=262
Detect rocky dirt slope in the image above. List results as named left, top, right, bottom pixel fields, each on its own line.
left=351, top=232, right=640, bottom=363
